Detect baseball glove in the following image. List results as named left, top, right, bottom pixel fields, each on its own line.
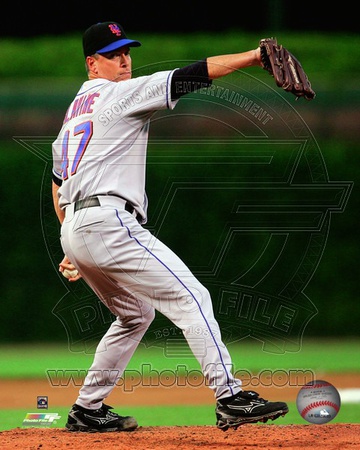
left=259, top=37, right=315, bottom=101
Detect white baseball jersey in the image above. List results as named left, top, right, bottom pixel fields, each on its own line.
left=52, top=69, right=179, bottom=222
left=54, top=66, right=242, bottom=410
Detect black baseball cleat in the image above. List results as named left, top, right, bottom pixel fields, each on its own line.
left=65, top=403, right=138, bottom=432
left=216, top=390, right=289, bottom=431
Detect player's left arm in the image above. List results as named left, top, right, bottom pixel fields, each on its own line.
left=171, top=47, right=262, bottom=100
left=206, top=48, right=262, bottom=79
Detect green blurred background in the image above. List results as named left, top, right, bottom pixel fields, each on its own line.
left=1, top=30, right=359, bottom=347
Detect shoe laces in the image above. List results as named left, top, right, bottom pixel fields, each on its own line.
left=238, top=390, right=268, bottom=403
left=100, top=404, right=118, bottom=416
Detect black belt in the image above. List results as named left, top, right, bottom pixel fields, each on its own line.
left=74, top=197, right=100, bottom=211
left=74, top=196, right=141, bottom=221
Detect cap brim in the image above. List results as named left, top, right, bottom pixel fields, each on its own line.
left=97, top=39, right=141, bottom=54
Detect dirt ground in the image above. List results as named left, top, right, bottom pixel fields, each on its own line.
left=1, top=424, right=360, bottom=450
left=0, top=373, right=359, bottom=449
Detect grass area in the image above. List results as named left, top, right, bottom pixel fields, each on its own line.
left=0, top=338, right=359, bottom=379
left=0, top=402, right=358, bottom=431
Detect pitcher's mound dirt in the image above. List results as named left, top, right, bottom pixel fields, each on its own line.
left=1, top=423, right=360, bottom=450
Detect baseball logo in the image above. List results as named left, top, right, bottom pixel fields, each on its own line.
left=296, top=380, right=341, bottom=424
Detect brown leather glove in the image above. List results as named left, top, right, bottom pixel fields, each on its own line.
left=259, top=37, right=316, bottom=101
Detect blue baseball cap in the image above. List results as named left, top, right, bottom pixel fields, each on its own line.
left=82, top=21, right=141, bottom=57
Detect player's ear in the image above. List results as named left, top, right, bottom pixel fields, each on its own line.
left=86, top=55, right=98, bottom=74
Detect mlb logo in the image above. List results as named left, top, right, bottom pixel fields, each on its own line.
left=37, top=396, right=48, bottom=409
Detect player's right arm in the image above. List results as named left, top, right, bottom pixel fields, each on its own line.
left=52, top=179, right=82, bottom=281
left=52, top=180, right=65, bottom=224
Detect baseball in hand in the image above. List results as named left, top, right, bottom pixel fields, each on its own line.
left=296, top=379, right=341, bottom=424
left=62, top=268, right=79, bottom=279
